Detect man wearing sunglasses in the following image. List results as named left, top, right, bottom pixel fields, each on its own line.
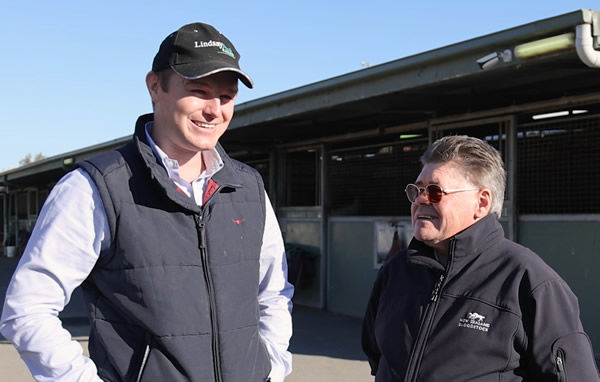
left=362, top=135, right=599, bottom=381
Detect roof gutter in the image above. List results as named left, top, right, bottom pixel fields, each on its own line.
left=511, top=10, right=599, bottom=68
left=576, top=22, right=600, bottom=67
left=232, top=9, right=599, bottom=128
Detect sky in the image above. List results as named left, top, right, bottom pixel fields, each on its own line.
left=0, top=1, right=593, bottom=171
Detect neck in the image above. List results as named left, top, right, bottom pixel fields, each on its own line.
left=177, top=152, right=205, bottom=183
left=148, top=125, right=206, bottom=183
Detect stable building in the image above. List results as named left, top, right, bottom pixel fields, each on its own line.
left=2, top=9, right=600, bottom=358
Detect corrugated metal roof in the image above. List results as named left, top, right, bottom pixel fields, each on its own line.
left=2, top=9, right=598, bottom=186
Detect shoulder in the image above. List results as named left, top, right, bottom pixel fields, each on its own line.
left=216, top=142, right=261, bottom=177
left=79, top=144, right=133, bottom=177
left=39, top=169, right=105, bottom=224
left=376, top=249, right=414, bottom=285
left=494, top=238, right=567, bottom=292
left=500, top=239, right=557, bottom=273
left=221, top=153, right=265, bottom=196
left=52, top=168, right=99, bottom=199
left=228, top=156, right=262, bottom=178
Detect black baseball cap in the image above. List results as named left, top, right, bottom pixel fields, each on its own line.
left=152, top=22, right=253, bottom=88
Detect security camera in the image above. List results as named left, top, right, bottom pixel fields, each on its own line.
left=477, top=49, right=512, bottom=70
left=477, top=52, right=500, bottom=70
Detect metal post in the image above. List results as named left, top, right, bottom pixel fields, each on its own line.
left=1, top=185, right=7, bottom=255
left=319, top=144, right=329, bottom=310
left=506, top=115, right=518, bottom=241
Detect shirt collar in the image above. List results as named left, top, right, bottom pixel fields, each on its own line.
left=144, top=121, right=224, bottom=181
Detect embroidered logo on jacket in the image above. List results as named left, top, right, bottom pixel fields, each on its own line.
left=232, top=218, right=245, bottom=225
left=458, top=312, right=491, bottom=332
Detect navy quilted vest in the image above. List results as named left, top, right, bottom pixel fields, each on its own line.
left=79, top=114, right=270, bottom=382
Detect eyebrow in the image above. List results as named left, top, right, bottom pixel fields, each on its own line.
left=414, top=181, right=440, bottom=186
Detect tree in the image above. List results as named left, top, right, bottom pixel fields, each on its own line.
left=19, top=153, right=45, bottom=167
left=19, top=154, right=31, bottom=166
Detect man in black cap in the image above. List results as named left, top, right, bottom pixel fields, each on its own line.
left=0, top=23, right=294, bottom=382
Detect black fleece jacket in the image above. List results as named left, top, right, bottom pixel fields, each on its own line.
left=362, top=214, right=600, bottom=381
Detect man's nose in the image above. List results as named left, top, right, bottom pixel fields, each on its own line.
left=203, top=97, right=221, bottom=117
left=414, top=190, right=431, bottom=205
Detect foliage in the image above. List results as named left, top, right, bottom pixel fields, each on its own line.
left=19, top=153, right=45, bottom=167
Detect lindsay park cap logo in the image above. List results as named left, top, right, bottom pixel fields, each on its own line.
left=194, top=40, right=236, bottom=59
left=152, top=22, right=254, bottom=88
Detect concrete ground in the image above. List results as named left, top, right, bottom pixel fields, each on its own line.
left=0, top=256, right=372, bottom=381
left=287, top=307, right=372, bottom=382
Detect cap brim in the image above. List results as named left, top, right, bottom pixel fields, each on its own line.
left=171, top=64, right=254, bottom=89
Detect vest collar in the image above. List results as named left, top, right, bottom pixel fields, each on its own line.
left=131, top=114, right=248, bottom=212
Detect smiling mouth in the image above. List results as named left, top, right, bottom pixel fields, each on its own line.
left=417, top=215, right=436, bottom=220
left=191, top=120, right=216, bottom=130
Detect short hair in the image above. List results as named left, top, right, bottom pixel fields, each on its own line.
left=149, top=69, right=175, bottom=110
left=420, top=135, right=506, bottom=218
left=156, top=68, right=174, bottom=91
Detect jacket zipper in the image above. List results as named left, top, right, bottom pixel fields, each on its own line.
left=555, top=348, right=566, bottom=382
left=194, top=214, right=223, bottom=382
left=404, top=243, right=453, bottom=381
left=404, top=272, right=445, bottom=381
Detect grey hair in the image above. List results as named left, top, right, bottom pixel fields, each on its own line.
left=421, top=135, right=506, bottom=218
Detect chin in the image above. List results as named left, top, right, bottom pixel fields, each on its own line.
left=192, top=140, right=218, bottom=151
left=413, top=231, right=429, bottom=242
left=414, top=228, right=441, bottom=242
left=414, top=222, right=436, bottom=237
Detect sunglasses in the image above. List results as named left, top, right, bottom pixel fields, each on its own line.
left=405, top=183, right=478, bottom=204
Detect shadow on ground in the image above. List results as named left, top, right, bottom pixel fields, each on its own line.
left=290, top=305, right=367, bottom=361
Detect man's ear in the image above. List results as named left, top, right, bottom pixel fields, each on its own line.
left=475, top=188, right=492, bottom=218
left=146, top=71, right=160, bottom=104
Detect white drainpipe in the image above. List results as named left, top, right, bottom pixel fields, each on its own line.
left=575, top=23, right=600, bottom=68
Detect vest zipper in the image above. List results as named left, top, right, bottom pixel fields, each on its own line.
left=136, top=344, right=151, bottom=382
left=404, top=242, right=453, bottom=381
left=194, top=214, right=223, bottom=382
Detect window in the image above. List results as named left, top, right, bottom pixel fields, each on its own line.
left=284, top=149, right=320, bottom=207
left=328, top=135, right=427, bottom=216
left=517, top=114, right=600, bottom=214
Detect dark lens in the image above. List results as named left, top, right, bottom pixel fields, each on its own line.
left=405, top=184, right=419, bottom=202
left=426, top=185, right=444, bottom=203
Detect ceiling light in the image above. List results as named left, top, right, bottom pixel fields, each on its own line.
left=531, top=111, right=569, bottom=120
left=514, top=33, right=575, bottom=59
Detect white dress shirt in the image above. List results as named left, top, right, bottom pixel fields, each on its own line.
left=0, top=127, right=294, bottom=381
